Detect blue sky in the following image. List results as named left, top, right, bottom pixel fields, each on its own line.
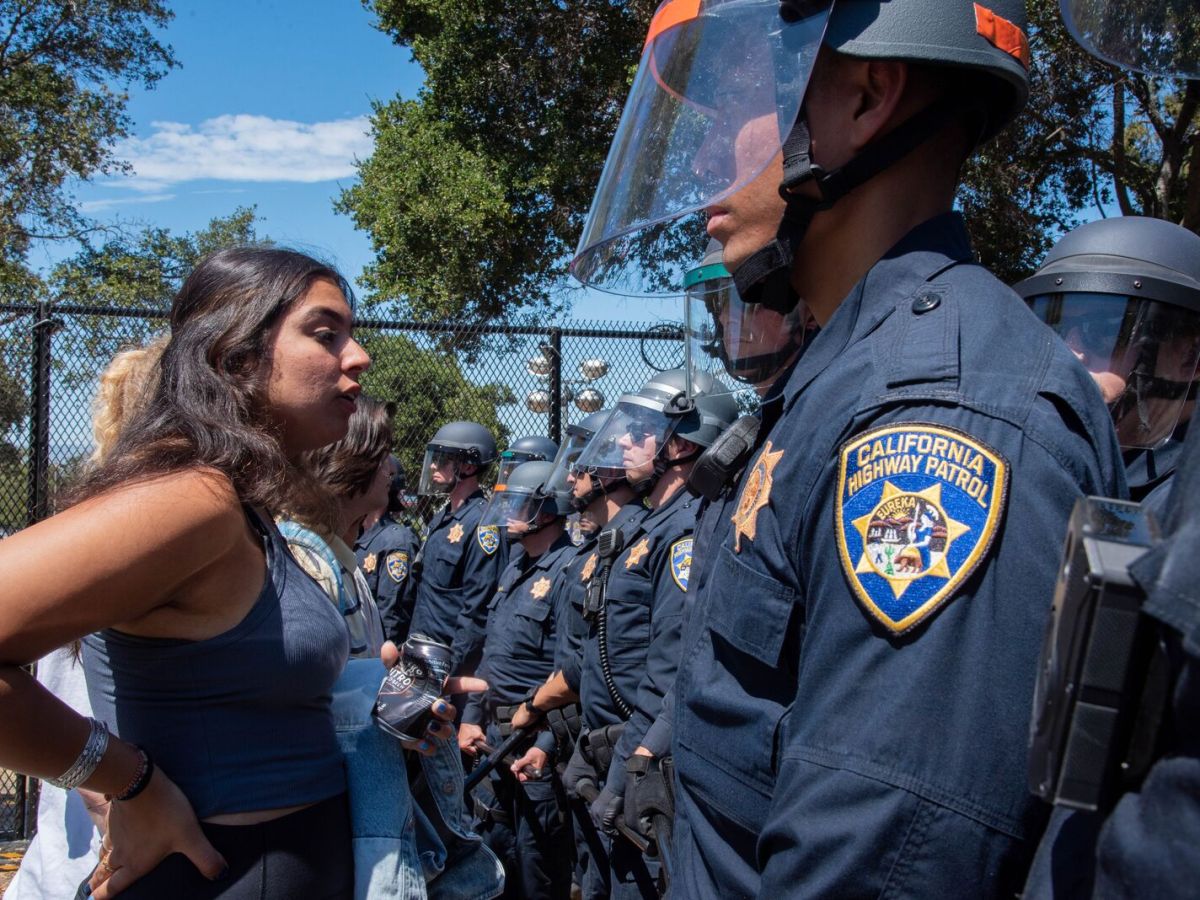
left=33, top=0, right=416, bottom=283
left=36, top=0, right=680, bottom=324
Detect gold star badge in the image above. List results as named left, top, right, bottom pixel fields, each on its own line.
left=531, top=576, right=551, bottom=600
left=580, top=552, right=598, bottom=583
left=732, top=441, right=784, bottom=552
left=362, top=553, right=377, bottom=574
left=448, top=522, right=464, bottom=544
left=625, top=537, right=650, bottom=569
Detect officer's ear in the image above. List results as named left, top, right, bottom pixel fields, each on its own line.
left=849, top=59, right=910, bottom=153
left=458, top=462, right=480, bottom=479
left=667, top=436, right=701, bottom=461
left=803, top=51, right=908, bottom=171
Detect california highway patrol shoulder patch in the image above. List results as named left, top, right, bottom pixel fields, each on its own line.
left=836, top=423, right=1008, bottom=635
left=477, top=524, right=501, bottom=556
left=670, top=537, right=693, bottom=592
left=385, top=551, right=409, bottom=584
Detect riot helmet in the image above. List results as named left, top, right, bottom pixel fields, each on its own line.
left=542, top=409, right=619, bottom=508
left=481, top=460, right=573, bottom=537
left=571, top=0, right=1031, bottom=309
left=497, top=435, right=560, bottom=487
left=575, top=368, right=739, bottom=491
left=686, top=238, right=809, bottom=388
left=418, top=421, right=498, bottom=496
left=1059, top=0, right=1200, bottom=80
left=1016, top=216, right=1200, bottom=449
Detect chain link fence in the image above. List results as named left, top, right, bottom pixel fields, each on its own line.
left=0, top=301, right=685, bottom=840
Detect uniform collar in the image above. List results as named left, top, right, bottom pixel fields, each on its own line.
left=529, top=532, right=576, bottom=570
left=643, top=483, right=693, bottom=526
left=782, top=212, right=975, bottom=412
left=1125, top=419, right=1191, bottom=494
left=437, top=488, right=487, bottom=524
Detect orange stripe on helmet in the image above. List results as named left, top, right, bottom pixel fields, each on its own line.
left=974, top=3, right=1031, bottom=69
left=644, top=0, right=701, bottom=50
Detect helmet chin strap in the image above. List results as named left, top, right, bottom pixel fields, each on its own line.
left=705, top=335, right=800, bottom=385
left=629, top=448, right=703, bottom=494
left=733, top=95, right=970, bottom=314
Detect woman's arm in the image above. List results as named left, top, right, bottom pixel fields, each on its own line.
left=0, top=469, right=246, bottom=896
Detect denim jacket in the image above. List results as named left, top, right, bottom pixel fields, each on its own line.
left=333, top=658, right=504, bottom=900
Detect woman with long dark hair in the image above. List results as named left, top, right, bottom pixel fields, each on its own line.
left=0, top=247, right=408, bottom=899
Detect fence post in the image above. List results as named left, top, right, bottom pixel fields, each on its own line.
left=27, top=301, right=55, bottom=526
left=548, top=327, right=563, bottom=445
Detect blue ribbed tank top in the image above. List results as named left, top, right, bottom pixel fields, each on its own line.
left=82, top=507, right=349, bottom=819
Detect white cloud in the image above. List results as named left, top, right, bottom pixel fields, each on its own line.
left=108, top=114, right=373, bottom=191
left=78, top=192, right=176, bottom=213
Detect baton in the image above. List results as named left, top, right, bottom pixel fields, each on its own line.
left=575, top=779, right=650, bottom=854
left=463, top=725, right=533, bottom=792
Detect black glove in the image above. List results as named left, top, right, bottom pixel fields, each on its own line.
left=625, top=753, right=674, bottom=842
left=589, top=783, right=624, bottom=835
left=562, top=739, right=598, bottom=800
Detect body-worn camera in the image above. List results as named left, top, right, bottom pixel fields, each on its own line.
left=1028, top=497, right=1170, bottom=811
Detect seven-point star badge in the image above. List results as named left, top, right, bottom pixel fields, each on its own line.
left=531, top=576, right=551, bottom=600
left=625, top=537, right=651, bottom=569
left=448, top=522, right=464, bottom=544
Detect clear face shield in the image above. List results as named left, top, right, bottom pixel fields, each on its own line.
left=1028, top=292, right=1200, bottom=448
left=573, top=400, right=683, bottom=487
left=1059, top=0, right=1200, bottom=79
left=496, top=451, right=537, bottom=489
left=685, top=262, right=808, bottom=389
left=480, top=487, right=548, bottom=538
left=417, top=446, right=463, bottom=496
left=570, top=0, right=833, bottom=296
left=545, top=428, right=594, bottom=498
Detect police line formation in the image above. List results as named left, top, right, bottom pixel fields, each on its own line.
left=2, top=1, right=1199, bottom=899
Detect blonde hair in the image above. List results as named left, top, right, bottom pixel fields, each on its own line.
left=89, top=334, right=169, bottom=466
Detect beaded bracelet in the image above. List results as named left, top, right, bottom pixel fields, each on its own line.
left=46, top=718, right=109, bottom=791
left=111, top=747, right=155, bottom=802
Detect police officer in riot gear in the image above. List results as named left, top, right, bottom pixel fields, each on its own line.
left=571, top=1, right=1125, bottom=895
left=1020, top=3, right=1200, bottom=897
left=1017, top=216, right=1200, bottom=517
left=459, top=460, right=577, bottom=900
left=409, top=420, right=505, bottom=675
left=508, top=408, right=653, bottom=898
left=497, top=435, right=561, bottom=488
left=562, top=368, right=736, bottom=899
left=684, top=239, right=811, bottom=395
left=356, top=455, right=422, bottom=642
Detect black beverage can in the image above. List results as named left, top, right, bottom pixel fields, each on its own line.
left=374, top=633, right=453, bottom=742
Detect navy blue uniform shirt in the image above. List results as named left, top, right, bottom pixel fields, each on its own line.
left=579, top=486, right=698, bottom=787
left=466, top=531, right=577, bottom=756
left=554, top=500, right=650, bottom=695
left=670, top=214, right=1126, bottom=899
left=408, top=490, right=506, bottom=674
left=1124, top=418, right=1190, bottom=520
left=355, top=514, right=421, bottom=643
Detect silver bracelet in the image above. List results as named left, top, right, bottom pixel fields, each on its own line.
left=45, top=718, right=109, bottom=791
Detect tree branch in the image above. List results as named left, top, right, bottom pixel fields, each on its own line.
left=1112, top=80, right=1136, bottom=215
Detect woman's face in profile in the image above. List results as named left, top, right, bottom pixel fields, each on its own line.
left=264, top=278, right=371, bottom=455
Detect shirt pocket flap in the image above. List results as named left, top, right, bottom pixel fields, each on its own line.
left=706, top=545, right=796, bottom=666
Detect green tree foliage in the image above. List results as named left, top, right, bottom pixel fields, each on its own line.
left=963, top=0, right=1200, bottom=283
left=45, top=207, right=263, bottom=385
left=341, top=0, right=658, bottom=320
left=0, top=0, right=176, bottom=293
left=351, top=0, right=1198, bottom=300
left=357, top=330, right=515, bottom=485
